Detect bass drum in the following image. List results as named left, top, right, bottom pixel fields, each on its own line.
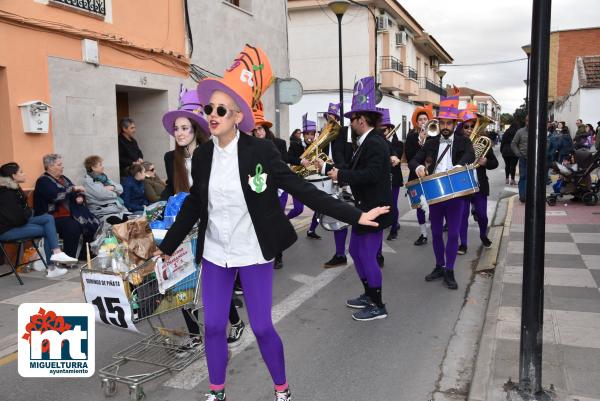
left=317, top=189, right=355, bottom=231
left=306, top=174, right=333, bottom=194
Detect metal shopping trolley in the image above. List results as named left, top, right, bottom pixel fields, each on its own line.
left=81, top=232, right=202, bottom=401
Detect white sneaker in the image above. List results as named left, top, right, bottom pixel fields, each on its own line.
left=50, top=252, right=78, bottom=264
left=31, top=260, right=47, bottom=272
left=46, top=267, right=68, bottom=278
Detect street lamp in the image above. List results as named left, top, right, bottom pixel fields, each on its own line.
left=522, top=44, right=532, bottom=111
left=436, top=69, right=447, bottom=100
left=328, top=1, right=350, bottom=125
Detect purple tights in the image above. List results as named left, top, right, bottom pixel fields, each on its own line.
left=286, top=197, right=303, bottom=219
left=334, top=227, right=348, bottom=256
left=202, top=258, right=286, bottom=387
left=459, top=193, right=489, bottom=246
left=390, top=186, right=401, bottom=232
left=429, top=197, right=464, bottom=270
left=348, top=229, right=383, bottom=287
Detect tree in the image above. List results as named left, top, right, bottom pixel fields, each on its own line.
left=513, top=104, right=527, bottom=127
left=500, top=113, right=514, bottom=126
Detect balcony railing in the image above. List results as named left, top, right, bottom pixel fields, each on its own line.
left=50, top=0, right=106, bottom=16
left=406, top=67, right=418, bottom=80
left=380, top=56, right=403, bottom=73
left=417, top=77, right=446, bottom=96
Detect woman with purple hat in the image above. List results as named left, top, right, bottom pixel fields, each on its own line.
left=325, top=77, right=393, bottom=321
left=162, top=88, right=246, bottom=352
left=155, top=46, right=387, bottom=401
left=409, top=91, right=475, bottom=290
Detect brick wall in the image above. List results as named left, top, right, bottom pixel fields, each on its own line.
left=556, top=28, right=600, bottom=98
left=548, top=32, right=559, bottom=100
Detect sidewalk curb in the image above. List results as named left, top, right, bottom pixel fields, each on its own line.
left=467, top=195, right=515, bottom=401
left=431, top=196, right=512, bottom=401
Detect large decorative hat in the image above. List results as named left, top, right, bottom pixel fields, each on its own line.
left=458, top=101, right=478, bottom=122
left=197, top=44, right=274, bottom=133
left=437, top=86, right=461, bottom=120
left=325, top=102, right=341, bottom=119
left=343, top=77, right=382, bottom=118
left=162, top=87, right=210, bottom=135
left=253, top=101, right=272, bottom=129
left=411, top=104, right=434, bottom=128
left=376, top=107, right=394, bottom=128
left=302, top=113, right=316, bottom=133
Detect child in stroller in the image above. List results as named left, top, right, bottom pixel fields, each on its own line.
left=547, top=149, right=600, bottom=206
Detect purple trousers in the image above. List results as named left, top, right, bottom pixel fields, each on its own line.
left=309, top=212, right=319, bottom=232
left=279, top=191, right=289, bottom=210
left=348, top=229, right=383, bottom=287
left=334, top=227, right=348, bottom=256
left=202, top=258, right=285, bottom=387
left=286, top=197, right=304, bottom=219
left=459, top=193, right=489, bottom=246
left=429, top=197, right=464, bottom=270
left=390, top=186, right=401, bottom=232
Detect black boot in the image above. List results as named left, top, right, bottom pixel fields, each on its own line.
left=376, top=252, right=384, bottom=268
left=425, top=265, right=444, bottom=281
left=443, top=269, right=458, bottom=290
left=274, top=253, right=283, bottom=270
left=324, top=254, right=347, bottom=268
left=386, top=228, right=398, bottom=241
left=414, top=234, right=428, bottom=246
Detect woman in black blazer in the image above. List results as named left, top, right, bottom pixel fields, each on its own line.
left=155, top=46, right=387, bottom=401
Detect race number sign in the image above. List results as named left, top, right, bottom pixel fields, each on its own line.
left=81, top=271, right=138, bottom=332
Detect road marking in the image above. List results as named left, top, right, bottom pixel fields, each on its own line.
left=289, top=273, right=314, bottom=284
left=163, top=264, right=351, bottom=390
left=0, top=351, right=17, bottom=367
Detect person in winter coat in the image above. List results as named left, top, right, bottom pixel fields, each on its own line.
left=142, top=162, right=166, bottom=203
left=556, top=122, right=574, bottom=163
left=0, top=162, right=77, bottom=277
left=500, top=123, right=519, bottom=185
left=82, top=155, right=130, bottom=225
left=121, top=164, right=149, bottom=212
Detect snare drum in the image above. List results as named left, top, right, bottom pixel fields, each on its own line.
left=317, top=190, right=355, bottom=231
left=405, top=165, right=479, bottom=208
left=306, top=174, right=333, bottom=195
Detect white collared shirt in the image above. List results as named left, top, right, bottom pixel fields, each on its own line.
left=203, top=131, right=269, bottom=267
left=356, top=128, right=374, bottom=147
left=434, top=134, right=454, bottom=174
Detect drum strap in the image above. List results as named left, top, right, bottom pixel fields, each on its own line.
left=433, top=144, right=452, bottom=172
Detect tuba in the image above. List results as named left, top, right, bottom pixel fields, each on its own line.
left=291, top=116, right=341, bottom=177
left=470, top=115, right=493, bottom=168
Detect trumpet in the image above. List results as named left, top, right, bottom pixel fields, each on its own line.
left=425, top=119, right=440, bottom=137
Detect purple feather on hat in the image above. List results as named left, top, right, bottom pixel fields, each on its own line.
left=343, top=77, right=382, bottom=118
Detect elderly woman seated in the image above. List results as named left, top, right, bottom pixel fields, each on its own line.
left=0, top=162, right=77, bottom=277
left=33, top=154, right=100, bottom=259
left=82, top=155, right=130, bottom=225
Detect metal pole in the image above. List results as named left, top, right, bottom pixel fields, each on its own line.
left=525, top=54, right=531, bottom=112
left=519, top=0, right=552, bottom=395
left=274, top=78, right=281, bottom=138
left=337, top=13, right=344, bottom=126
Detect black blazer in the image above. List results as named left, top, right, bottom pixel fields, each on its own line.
left=476, top=146, right=499, bottom=196
left=405, top=130, right=424, bottom=181
left=287, top=141, right=305, bottom=166
left=162, top=150, right=175, bottom=199
left=408, top=134, right=475, bottom=176
left=158, top=134, right=363, bottom=263
left=389, top=134, right=404, bottom=187
left=337, top=129, right=393, bottom=233
left=272, top=137, right=288, bottom=163
left=323, top=126, right=353, bottom=169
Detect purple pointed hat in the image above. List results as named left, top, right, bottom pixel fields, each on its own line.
left=325, top=102, right=341, bottom=119
left=437, top=89, right=461, bottom=120
left=344, top=77, right=382, bottom=118
left=376, top=107, right=394, bottom=128
left=302, top=113, right=316, bottom=133
left=162, top=87, right=210, bottom=136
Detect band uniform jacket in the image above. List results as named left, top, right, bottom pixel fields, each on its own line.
left=287, top=140, right=306, bottom=166
left=272, top=137, right=288, bottom=163
left=408, top=134, right=476, bottom=176
left=336, top=129, right=393, bottom=234
left=405, top=130, right=424, bottom=181
left=475, top=146, right=499, bottom=196
left=389, top=133, right=404, bottom=187
left=158, top=133, right=363, bottom=263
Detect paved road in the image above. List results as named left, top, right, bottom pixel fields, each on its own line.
left=0, top=145, right=513, bottom=401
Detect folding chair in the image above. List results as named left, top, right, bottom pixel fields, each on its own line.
left=0, top=237, right=48, bottom=285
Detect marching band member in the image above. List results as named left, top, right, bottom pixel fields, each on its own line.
left=457, top=104, right=498, bottom=253
left=316, top=102, right=354, bottom=268
left=155, top=46, right=388, bottom=401
left=409, top=93, right=475, bottom=290
left=286, top=114, right=321, bottom=239
left=405, top=104, right=434, bottom=246
left=376, top=107, right=404, bottom=241
left=326, top=77, right=393, bottom=321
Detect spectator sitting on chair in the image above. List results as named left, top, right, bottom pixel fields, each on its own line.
left=82, top=155, right=130, bottom=225
left=142, top=162, right=166, bottom=203
left=34, top=154, right=100, bottom=259
left=122, top=164, right=149, bottom=212
left=0, top=162, right=77, bottom=277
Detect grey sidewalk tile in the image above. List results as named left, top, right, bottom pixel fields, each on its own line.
left=554, top=310, right=600, bottom=349
left=509, top=241, right=581, bottom=255
left=590, top=270, right=600, bottom=287
left=569, top=224, right=600, bottom=233
left=545, top=254, right=587, bottom=268
left=547, top=286, right=600, bottom=314
left=503, top=267, right=598, bottom=287
left=565, top=367, right=600, bottom=400
left=0, top=303, right=18, bottom=339
left=577, top=243, right=600, bottom=255
left=571, top=233, right=600, bottom=244
left=562, top=345, right=600, bottom=375
left=506, top=232, right=574, bottom=242
left=583, top=255, right=600, bottom=270
left=0, top=274, right=53, bottom=301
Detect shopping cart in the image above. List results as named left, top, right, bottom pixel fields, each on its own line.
left=81, top=233, right=203, bottom=401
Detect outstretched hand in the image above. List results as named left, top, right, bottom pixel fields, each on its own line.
left=358, top=206, right=390, bottom=227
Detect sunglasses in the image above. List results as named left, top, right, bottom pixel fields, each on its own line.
left=462, top=124, right=475, bottom=129
left=203, top=104, right=239, bottom=117
left=350, top=115, right=360, bottom=122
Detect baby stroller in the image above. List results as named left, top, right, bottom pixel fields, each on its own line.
left=546, top=149, right=600, bottom=206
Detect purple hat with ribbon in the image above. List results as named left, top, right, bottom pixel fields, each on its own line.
left=302, top=113, right=316, bottom=133
left=344, top=77, right=382, bottom=118
left=162, top=87, right=210, bottom=135
left=325, top=102, right=341, bottom=119
left=437, top=89, right=461, bottom=120
left=376, top=107, right=394, bottom=128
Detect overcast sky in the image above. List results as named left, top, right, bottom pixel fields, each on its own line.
left=400, top=0, right=600, bottom=114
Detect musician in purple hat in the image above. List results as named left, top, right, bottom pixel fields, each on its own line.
left=376, top=107, right=404, bottom=243
left=408, top=91, right=475, bottom=290
left=326, top=77, right=392, bottom=320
